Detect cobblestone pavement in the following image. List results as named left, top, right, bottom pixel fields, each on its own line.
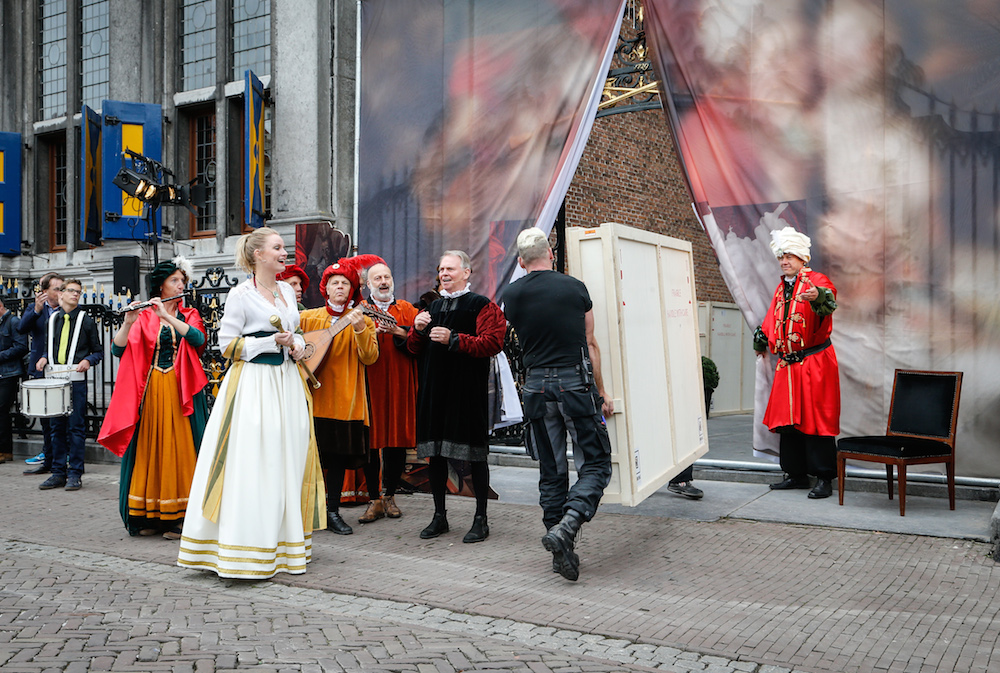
left=1, top=540, right=759, bottom=673
left=2, top=462, right=999, bottom=672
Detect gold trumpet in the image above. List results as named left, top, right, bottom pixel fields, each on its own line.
left=269, top=315, right=321, bottom=389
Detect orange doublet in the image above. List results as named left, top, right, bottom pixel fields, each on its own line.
left=299, top=308, right=378, bottom=422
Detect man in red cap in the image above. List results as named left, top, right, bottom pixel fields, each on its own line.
left=276, top=264, right=310, bottom=310
left=299, top=255, right=382, bottom=535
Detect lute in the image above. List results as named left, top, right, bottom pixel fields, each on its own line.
left=301, top=303, right=397, bottom=375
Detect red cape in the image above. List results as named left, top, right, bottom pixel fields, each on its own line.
left=98, top=306, right=209, bottom=457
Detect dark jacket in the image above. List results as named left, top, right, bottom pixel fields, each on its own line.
left=0, top=311, right=29, bottom=380
left=17, top=300, right=58, bottom=373
left=41, top=307, right=103, bottom=367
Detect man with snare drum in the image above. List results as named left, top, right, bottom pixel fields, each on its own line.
left=35, top=279, right=103, bottom=492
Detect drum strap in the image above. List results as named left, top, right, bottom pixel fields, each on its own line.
left=47, top=310, right=85, bottom=366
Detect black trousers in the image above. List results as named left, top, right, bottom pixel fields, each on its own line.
left=0, top=376, right=18, bottom=455
left=779, top=430, right=836, bottom=480
left=523, top=366, right=613, bottom=531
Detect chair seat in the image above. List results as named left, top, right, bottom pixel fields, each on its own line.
left=837, top=436, right=952, bottom=459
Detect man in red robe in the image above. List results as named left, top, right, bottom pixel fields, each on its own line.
left=357, top=262, right=420, bottom=523
left=755, top=227, right=840, bottom=499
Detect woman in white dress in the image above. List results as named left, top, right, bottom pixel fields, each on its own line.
left=178, top=227, right=326, bottom=579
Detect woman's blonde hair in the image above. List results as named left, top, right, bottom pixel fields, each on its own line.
left=234, top=226, right=280, bottom=273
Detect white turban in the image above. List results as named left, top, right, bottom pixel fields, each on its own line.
left=769, top=227, right=811, bottom=263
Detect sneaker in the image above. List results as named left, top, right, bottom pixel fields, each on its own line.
left=39, top=475, right=67, bottom=490
left=25, top=452, right=45, bottom=465
left=667, top=481, right=704, bottom=500
left=65, top=476, right=82, bottom=491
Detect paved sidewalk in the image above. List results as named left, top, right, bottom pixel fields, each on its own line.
left=3, top=461, right=1000, bottom=673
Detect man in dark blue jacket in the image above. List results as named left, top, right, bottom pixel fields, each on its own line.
left=17, top=272, right=64, bottom=474
left=0, top=297, right=29, bottom=463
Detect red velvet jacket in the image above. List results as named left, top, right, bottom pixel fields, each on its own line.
left=761, top=269, right=841, bottom=437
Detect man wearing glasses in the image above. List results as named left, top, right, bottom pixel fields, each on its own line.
left=17, top=272, right=65, bottom=474
left=35, top=279, right=103, bottom=491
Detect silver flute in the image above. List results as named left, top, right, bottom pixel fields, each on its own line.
left=117, top=292, right=190, bottom=313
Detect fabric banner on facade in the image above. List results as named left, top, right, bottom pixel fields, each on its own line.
left=646, top=0, right=1000, bottom=476
left=355, top=0, right=625, bottom=302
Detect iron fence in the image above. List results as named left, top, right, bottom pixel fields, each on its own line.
left=4, top=266, right=525, bottom=445
left=5, top=266, right=242, bottom=440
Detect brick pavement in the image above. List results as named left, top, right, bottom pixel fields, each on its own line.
left=2, top=461, right=999, bottom=672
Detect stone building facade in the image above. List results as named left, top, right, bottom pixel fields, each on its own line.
left=0, top=0, right=359, bottom=294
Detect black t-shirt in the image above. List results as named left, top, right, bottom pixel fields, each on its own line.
left=502, top=269, right=592, bottom=369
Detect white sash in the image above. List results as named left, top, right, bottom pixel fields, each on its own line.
left=46, top=310, right=86, bottom=381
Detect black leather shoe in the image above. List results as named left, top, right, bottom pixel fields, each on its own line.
left=808, top=479, right=833, bottom=499
left=769, top=475, right=811, bottom=490
left=419, top=512, right=449, bottom=539
left=326, top=510, right=354, bottom=535
left=39, top=475, right=66, bottom=490
left=23, top=466, right=51, bottom=475
left=64, top=476, right=82, bottom=491
left=542, top=510, right=583, bottom=581
left=551, top=552, right=564, bottom=574
left=462, top=515, right=489, bottom=543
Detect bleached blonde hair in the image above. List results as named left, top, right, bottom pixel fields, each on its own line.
left=516, top=227, right=550, bottom=264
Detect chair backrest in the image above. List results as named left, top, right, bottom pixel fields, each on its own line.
left=886, top=369, right=962, bottom=448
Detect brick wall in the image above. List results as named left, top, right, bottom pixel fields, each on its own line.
left=565, top=108, right=734, bottom=303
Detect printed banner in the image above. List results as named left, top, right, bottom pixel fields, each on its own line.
left=646, top=0, right=1000, bottom=476
left=353, top=0, right=624, bottom=302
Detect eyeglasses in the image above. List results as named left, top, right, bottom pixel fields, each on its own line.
left=63, top=288, right=83, bottom=296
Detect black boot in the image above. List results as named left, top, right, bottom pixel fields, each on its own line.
left=462, top=515, right=489, bottom=543
left=808, top=478, right=833, bottom=499
left=541, top=510, right=583, bottom=581
left=769, top=474, right=810, bottom=490
left=419, top=512, right=449, bottom=539
left=327, top=510, right=354, bottom=535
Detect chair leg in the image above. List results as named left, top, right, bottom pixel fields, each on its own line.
left=947, top=459, right=956, bottom=510
left=885, top=464, right=894, bottom=500
left=837, top=454, right=845, bottom=505
left=898, top=463, right=906, bottom=516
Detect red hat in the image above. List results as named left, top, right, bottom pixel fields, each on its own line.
left=320, top=254, right=386, bottom=305
left=276, top=264, right=310, bottom=291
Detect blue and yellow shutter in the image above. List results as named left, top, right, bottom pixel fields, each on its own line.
left=100, top=100, right=162, bottom=240
left=245, top=69, right=266, bottom=229
left=80, top=105, right=102, bottom=246
left=0, top=132, right=22, bottom=256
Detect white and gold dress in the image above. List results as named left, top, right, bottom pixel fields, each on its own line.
left=177, top=280, right=325, bottom=579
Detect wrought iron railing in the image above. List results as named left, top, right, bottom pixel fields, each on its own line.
left=3, top=267, right=243, bottom=440
left=4, top=266, right=526, bottom=446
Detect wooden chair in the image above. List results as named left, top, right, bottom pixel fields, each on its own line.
left=837, top=370, right=962, bottom=516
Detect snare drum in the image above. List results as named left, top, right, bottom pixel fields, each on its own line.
left=20, top=379, right=73, bottom=417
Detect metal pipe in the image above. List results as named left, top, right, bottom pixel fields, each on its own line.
left=489, top=448, right=1000, bottom=489
left=352, top=0, right=362, bottom=249
left=695, top=459, right=1000, bottom=489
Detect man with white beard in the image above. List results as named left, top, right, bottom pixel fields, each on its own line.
left=357, top=263, right=420, bottom=523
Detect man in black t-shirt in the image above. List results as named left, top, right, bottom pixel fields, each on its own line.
left=502, top=227, right=613, bottom=582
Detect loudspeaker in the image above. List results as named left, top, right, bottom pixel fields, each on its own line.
left=113, top=256, right=141, bottom=298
